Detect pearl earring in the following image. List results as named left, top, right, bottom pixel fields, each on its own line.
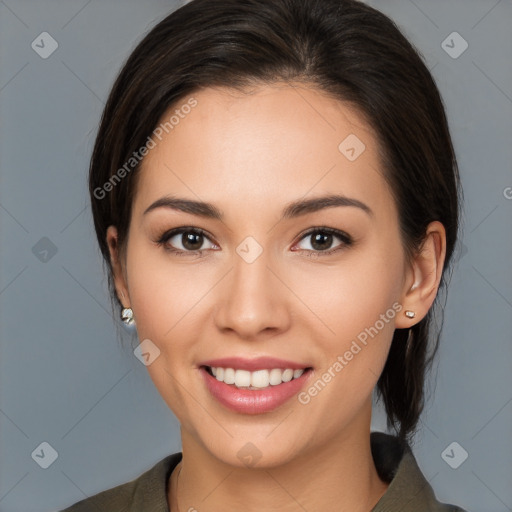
left=121, top=307, right=135, bottom=325
left=405, top=310, right=416, bottom=319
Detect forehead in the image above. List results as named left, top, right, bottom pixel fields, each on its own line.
left=134, top=84, right=392, bottom=220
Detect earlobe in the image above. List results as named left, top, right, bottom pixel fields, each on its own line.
left=106, top=225, right=131, bottom=308
left=396, top=221, right=446, bottom=328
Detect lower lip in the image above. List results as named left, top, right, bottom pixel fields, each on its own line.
left=200, top=367, right=312, bottom=414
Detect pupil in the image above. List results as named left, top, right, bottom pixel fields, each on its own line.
left=311, top=232, right=332, bottom=251
left=183, top=232, right=203, bottom=250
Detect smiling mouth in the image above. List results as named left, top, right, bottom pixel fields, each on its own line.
left=202, top=365, right=313, bottom=390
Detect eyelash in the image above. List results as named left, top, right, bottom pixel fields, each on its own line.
left=155, top=226, right=353, bottom=258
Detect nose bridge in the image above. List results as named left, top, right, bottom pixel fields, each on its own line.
left=214, top=238, right=289, bottom=338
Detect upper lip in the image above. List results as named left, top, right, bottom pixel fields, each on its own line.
left=199, top=356, right=311, bottom=371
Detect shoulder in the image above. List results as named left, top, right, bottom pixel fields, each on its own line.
left=370, top=432, right=467, bottom=512
left=59, top=452, right=182, bottom=512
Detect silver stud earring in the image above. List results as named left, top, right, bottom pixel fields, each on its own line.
left=121, top=307, right=135, bottom=325
left=405, top=310, right=416, bottom=319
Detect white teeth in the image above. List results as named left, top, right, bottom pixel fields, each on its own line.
left=251, top=370, right=269, bottom=388
left=234, top=369, right=251, bottom=387
left=223, top=367, right=236, bottom=384
left=208, top=366, right=307, bottom=389
left=269, top=368, right=283, bottom=386
left=282, top=369, right=294, bottom=382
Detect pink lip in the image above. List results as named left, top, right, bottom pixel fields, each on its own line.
left=199, top=356, right=309, bottom=371
left=200, top=366, right=313, bottom=414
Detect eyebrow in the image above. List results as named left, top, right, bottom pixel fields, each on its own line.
left=143, top=194, right=373, bottom=220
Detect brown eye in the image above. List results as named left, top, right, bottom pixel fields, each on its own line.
left=157, top=228, right=217, bottom=254
left=181, top=231, right=204, bottom=250
left=294, top=228, right=353, bottom=255
left=310, top=232, right=333, bottom=251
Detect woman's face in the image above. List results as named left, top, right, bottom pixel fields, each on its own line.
left=110, top=84, right=415, bottom=467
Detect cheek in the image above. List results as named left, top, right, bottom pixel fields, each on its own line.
left=126, top=242, right=213, bottom=341
left=289, top=244, right=403, bottom=338
left=286, top=240, right=404, bottom=394
left=124, top=243, right=210, bottom=417
left=291, top=252, right=402, bottom=431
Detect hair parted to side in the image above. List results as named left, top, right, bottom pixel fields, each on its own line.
left=89, top=0, right=462, bottom=443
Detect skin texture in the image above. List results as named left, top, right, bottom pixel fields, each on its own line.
left=107, top=84, right=446, bottom=512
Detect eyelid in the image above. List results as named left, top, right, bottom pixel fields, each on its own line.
left=309, top=226, right=351, bottom=242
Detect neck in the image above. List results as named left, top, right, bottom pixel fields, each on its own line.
left=169, top=410, right=388, bottom=512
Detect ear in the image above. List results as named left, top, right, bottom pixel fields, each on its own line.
left=395, top=221, right=447, bottom=328
left=106, top=225, right=131, bottom=308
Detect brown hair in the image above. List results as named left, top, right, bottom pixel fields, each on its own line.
left=89, top=0, right=462, bottom=442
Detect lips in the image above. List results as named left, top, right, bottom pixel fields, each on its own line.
left=198, top=356, right=313, bottom=414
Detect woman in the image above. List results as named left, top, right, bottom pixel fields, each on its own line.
left=61, top=0, right=466, bottom=510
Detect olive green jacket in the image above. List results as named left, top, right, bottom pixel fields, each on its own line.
left=60, top=432, right=467, bottom=511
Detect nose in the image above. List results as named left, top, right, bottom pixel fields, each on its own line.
left=213, top=247, right=291, bottom=341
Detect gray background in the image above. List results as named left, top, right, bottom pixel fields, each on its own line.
left=0, top=1, right=511, bottom=511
